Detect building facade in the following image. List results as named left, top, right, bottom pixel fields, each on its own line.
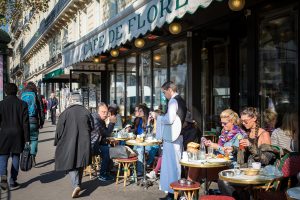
left=9, top=0, right=299, bottom=136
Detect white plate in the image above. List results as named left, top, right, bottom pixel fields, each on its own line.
left=207, top=158, right=228, bottom=163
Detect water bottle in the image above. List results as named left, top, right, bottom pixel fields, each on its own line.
left=199, top=141, right=206, bottom=160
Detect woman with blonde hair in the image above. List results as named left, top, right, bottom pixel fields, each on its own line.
left=204, top=109, right=247, bottom=154
left=271, top=111, right=298, bottom=152
left=188, top=109, right=246, bottom=181
left=263, top=108, right=277, bottom=134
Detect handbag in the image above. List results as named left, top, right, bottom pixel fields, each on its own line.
left=20, top=144, right=33, bottom=171
left=109, top=146, right=137, bottom=159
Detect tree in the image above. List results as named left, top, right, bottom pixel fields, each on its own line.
left=0, top=0, right=49, bottom=26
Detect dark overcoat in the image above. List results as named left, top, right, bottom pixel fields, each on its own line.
left=0, top=95, right=30, bottom=154
left=54, top=104, right=92, bottom=171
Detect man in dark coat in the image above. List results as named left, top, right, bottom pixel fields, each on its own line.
left=91, top=102, right=116, bottom=181
left=0, top=83, right=30, bottom=190
left=54, top=93, right=92, bottom=198
left=48, top=92, right=58, bottom=125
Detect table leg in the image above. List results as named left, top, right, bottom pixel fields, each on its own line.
left=174, top=190, right=179, bottom=200
left=139, top=146, right=153, bottom=189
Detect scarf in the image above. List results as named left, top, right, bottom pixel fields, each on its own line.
left=218, top=125, right=245, bottom=147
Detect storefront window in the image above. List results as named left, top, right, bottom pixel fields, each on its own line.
left=259, top=12, right=298, bottom=128
left=239, top=38, right=248, bottom=109
left=170, top=41, right=187, bottom=100
left=212, top=44, right=230, bottom=116
left=153, top=46, right=167, bottom=112
left=116, top=59, right=125, bottom=116
left=126, top=56, right=137, bottom=117
left=108, top=64, right=116, bottom=105
left=139, top=51, right=151, bottom=109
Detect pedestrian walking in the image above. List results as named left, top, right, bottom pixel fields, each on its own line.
left=0, top=83, right=30, bottom=190
left=91, top=102, right=116, bottom=181
left=48, top=92, right=58, bottom=125
left=21, top=82, right=44, bottom=166
left=54, top=93, right=92, bottom=198
left=157, top=81, right=187, bottom=200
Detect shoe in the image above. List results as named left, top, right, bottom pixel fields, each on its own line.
left=9, top=181, right=20, bottom=189
left=146, top=171, right=157, bottom=179
left=0, top=175, right=8, bottom=190
left=137, top=172, right=143, bottom=177
left=105, top=173, right=114, bottom=180
left=71, top=186, right=81, bottom=198
left=98, top=174, right=113, bottom=181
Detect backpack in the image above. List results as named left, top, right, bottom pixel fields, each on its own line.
left=21, top=91, right=38, bottom=117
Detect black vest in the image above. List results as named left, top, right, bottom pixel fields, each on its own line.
left=174, top=95, right=187, bottom=125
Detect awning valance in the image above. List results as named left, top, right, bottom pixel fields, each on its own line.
left=62, top=0, right=220, bottom=68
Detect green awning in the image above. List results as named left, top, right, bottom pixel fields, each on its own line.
left=44, top=68, right=64, bottom=80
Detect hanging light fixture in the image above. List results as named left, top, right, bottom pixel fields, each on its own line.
left=110, top=49, right=119, bottom=57
left=228, top=0, right=245, bottom=11
left=153, top=54, right=161, bottom=61
left=93, top=57, right=101, bottom=63
left=134, top=38, right=145, bottom=48
left=169, top=22, right=182, bottom=35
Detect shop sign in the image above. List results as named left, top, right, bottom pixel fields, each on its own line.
left=62, top=0, right=220, bottom=68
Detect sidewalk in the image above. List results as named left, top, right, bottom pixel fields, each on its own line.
left=7, top=122, right=165, bottom=200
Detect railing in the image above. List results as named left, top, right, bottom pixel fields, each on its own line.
left=46, top=53, right=62, bottom=68
left=22, top=0, right=71, bottom=57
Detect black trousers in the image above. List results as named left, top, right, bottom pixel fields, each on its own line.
left=51, top=109, right=56, bottom=124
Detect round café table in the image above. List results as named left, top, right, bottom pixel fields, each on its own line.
left=180, top=159, right=231, bottom=194
left=286, top=186, right=300, bottom=200
left=126, top=139, right=161, bottom=189
left=218, top=169, right=281, bottom=185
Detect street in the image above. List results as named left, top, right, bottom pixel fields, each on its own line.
left=3, top=122, right=165, bottom=200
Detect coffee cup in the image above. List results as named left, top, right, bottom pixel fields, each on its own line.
left=252, top=162, right=261, bottom=170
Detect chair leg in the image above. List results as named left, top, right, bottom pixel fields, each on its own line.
left=116, top=162, right=121, bottom=185
left=124, top=163, right=128, bottom=187
left=133, top=162, right=137, bottom=184
left=174, top=190, right=179, bottom=200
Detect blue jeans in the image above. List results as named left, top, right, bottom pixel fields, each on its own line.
left=29, top=122, right=39, bottom=156
left=68, top=168, right=83, bottom=189
left=133, top=146, right=144, bottom=174
left=99, top=145, right=110, bottom=175
left=146, top=145, right=159, bottom=166
left=0, top=153, right=20, bottom=184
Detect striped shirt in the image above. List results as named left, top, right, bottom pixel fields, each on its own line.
left=271, top=128, right=296, bottom=152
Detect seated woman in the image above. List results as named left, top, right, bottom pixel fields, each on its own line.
left=218, top=107, right=276, bottom=199
left=271, top=111, right=298, bottom=152
left=263, top=108, right=277, bottom=135
left=188, top=109, right=246, bottom=181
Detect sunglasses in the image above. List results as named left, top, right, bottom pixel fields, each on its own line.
left=241, top=118, right=252, bottom=124
left=221, top=121, right=230, bottom=126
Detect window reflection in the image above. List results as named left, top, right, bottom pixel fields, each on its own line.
left=139, top=51, right=151, bottom=108
left=170, top=41, right=187, bottom=100
left=116, top=59, right=125, bottom=116
left=126, top=56, right=137, bottom=117
left=108, top=64, right=116, bottom=105
left=153, top=46, right=167, bottom=112
left=259, top=13, right=298, bottom=128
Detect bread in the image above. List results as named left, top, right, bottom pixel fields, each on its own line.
left=187, top=142, right=200, bottom=149
left=187, top=142, right=200, bottom=153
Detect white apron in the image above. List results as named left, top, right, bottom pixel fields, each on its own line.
left=160, top=135, right=183, bottom=193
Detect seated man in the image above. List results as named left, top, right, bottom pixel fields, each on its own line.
left=91, top=102, right=116, bottom=181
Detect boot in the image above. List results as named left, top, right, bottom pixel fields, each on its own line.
left=0, top=175, right=8, bottom=190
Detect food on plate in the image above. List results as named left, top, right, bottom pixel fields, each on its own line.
left=216, top=154, right=224, bottom=158
left=187, top=142, right=200, bottom=153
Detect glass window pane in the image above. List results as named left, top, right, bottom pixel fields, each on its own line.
left=212, top=43, right=230, bottom=115
left=239, top=38, right=248, bottom=110
left=139, top=51, right=151, bottom=108
left=153, top=46, right=167, bottom=112
left=116, top=60, right=125, bottom=117
left=109, top=63, right=116, bottom=105
left=126, top=56, right=137, bottom=116
left=259, top=13, right=298, bottom=129
left=170, top=41, right=187, bottom=100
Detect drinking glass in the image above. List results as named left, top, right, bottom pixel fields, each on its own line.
left=247, top=159, right=253, bottom=168
left=234, top=164, right=241, bottom=175
left=208, top=147, right=214, bottom=158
